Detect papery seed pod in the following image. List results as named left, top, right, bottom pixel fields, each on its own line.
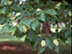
left=36, top=8, right=42, bottom=12
left=41, top=40, right=46, bottom=47
left=53, top=39, right=59, bottom=46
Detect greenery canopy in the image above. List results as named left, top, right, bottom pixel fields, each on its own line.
left=0, top=0, right=71, bottom=54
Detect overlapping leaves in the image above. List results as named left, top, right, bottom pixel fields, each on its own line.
left=0, top=0, right=71, bottom=54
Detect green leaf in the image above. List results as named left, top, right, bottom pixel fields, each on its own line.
left=46, top=9, right=57, bottom=15
left=32, top=36, right=41, bottom=42
left=46, top=1, right=52, bottom=6
left=36, top=24, right=40, bottom=34
left=8, top=13, right=12, bottom=17
left=0, top=17, right=6, bottom=24
left=9, top=27, right=16, bottom=32
left=26, top=5, right=34, bottom=11
left=34, top=0, right=39, bottom=3
left=65, top=31, right=71, bottom=38
left=45, top=38, right=50, bottom=46
left=23, top=19, right=33, bottom=28
left=52, top=15, right=60, bottom=22
left=11, top=2, right=19, bottom=11
left=24, top=38, right=30, bottom=46
left=27, top=12, right=32, bottom=17
left=31, top=42, right=35, bottom=50
left=0, top=7, right=6, bottom=14
left=67, top=37, right=71, bottom=44
left=28, top=30, right=35, bottom=41
left=37, top=13, right=46, bottom=21
left=1, top=0, right=8, bottom=5
left=40, top=13, right=46, bottom=21
left=20, top=10, right=25, bottom=15
left=66, top=25, right=71, bottom=30
left=48, top=39, right=54, bottom=49
left=19, top=4, right=23, bottom=10
left=34, top=3, right=44, bottom=8
left=38, top=47, right=46, bottom=54
left=55, top=46, right=59, bottom=53
left=14, top=27, right=24, bottom=38
left=18, top=24, right=23, bottom=32
left=63, top=10, right=68, bottom=18
left=34, top=37, right=43, bottom=48
left=57, top=39, right=65, bottom=46
left=16, top=15, right=23, bottom=19
left=31, top=19, right=39, bottom=31
left=0, top=26, right=9, bottom=34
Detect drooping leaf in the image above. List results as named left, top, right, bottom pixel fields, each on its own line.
left=48, top=39, right=54, bottom=49
left=55, top=46, right=59, bottom=53
left=20, top=10, right=25, bottom=15
left=27, top=12, right=32, bottom=17
left=63, top=9, right=68, bottom=18
left=9, top=27, right=16, bottom=32
left=65, top=31, right=71, bottom=38
left=1, top=0, right=8, bottom=5
left=34, top=3, right=45, bottom=8
left=67, top=37, right=71, bottom=44
left=34, top=0, right=39, bottom=3
left=31, top=19, right=39, bottom=31
left=46, top=1, right=52, bottom=6
left=18, top=24, right=23, bottom=32
left=38, top=47, right=46, bottom=54
left=14, top=27, right=24, bottom=38
left=31, top=42, right=35, bottom=50
left=0, top=17, right=6, bottom=24
left=32, top=36, right=41, bottom=42
left=0, top=7, right=6, bottom=14
left=24, top=38, right=30, bottom=46
left=0, top=26, right=9, bottom=34
left=34, top=37, right=43, bottom=48
left=66, top=25, right=71, bottom=30
left=28, top=30, right=35, bottom=41
left=19, top=4, right=23, bottom=10
left=46, top=9, right=57, bottom=15
left=45, top=38, right=50, bottom=46
left=37, top=12, right=46, bottom=21
left=11, top=2, right=19, bottom=11
left=16, top=15, right=23, bottom=19
left=23, top=19, right=33, bottom=28
left=35, top=24, right=40, bottom=34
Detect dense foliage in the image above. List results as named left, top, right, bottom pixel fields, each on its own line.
left=0, top=0, right=71, bottom=54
